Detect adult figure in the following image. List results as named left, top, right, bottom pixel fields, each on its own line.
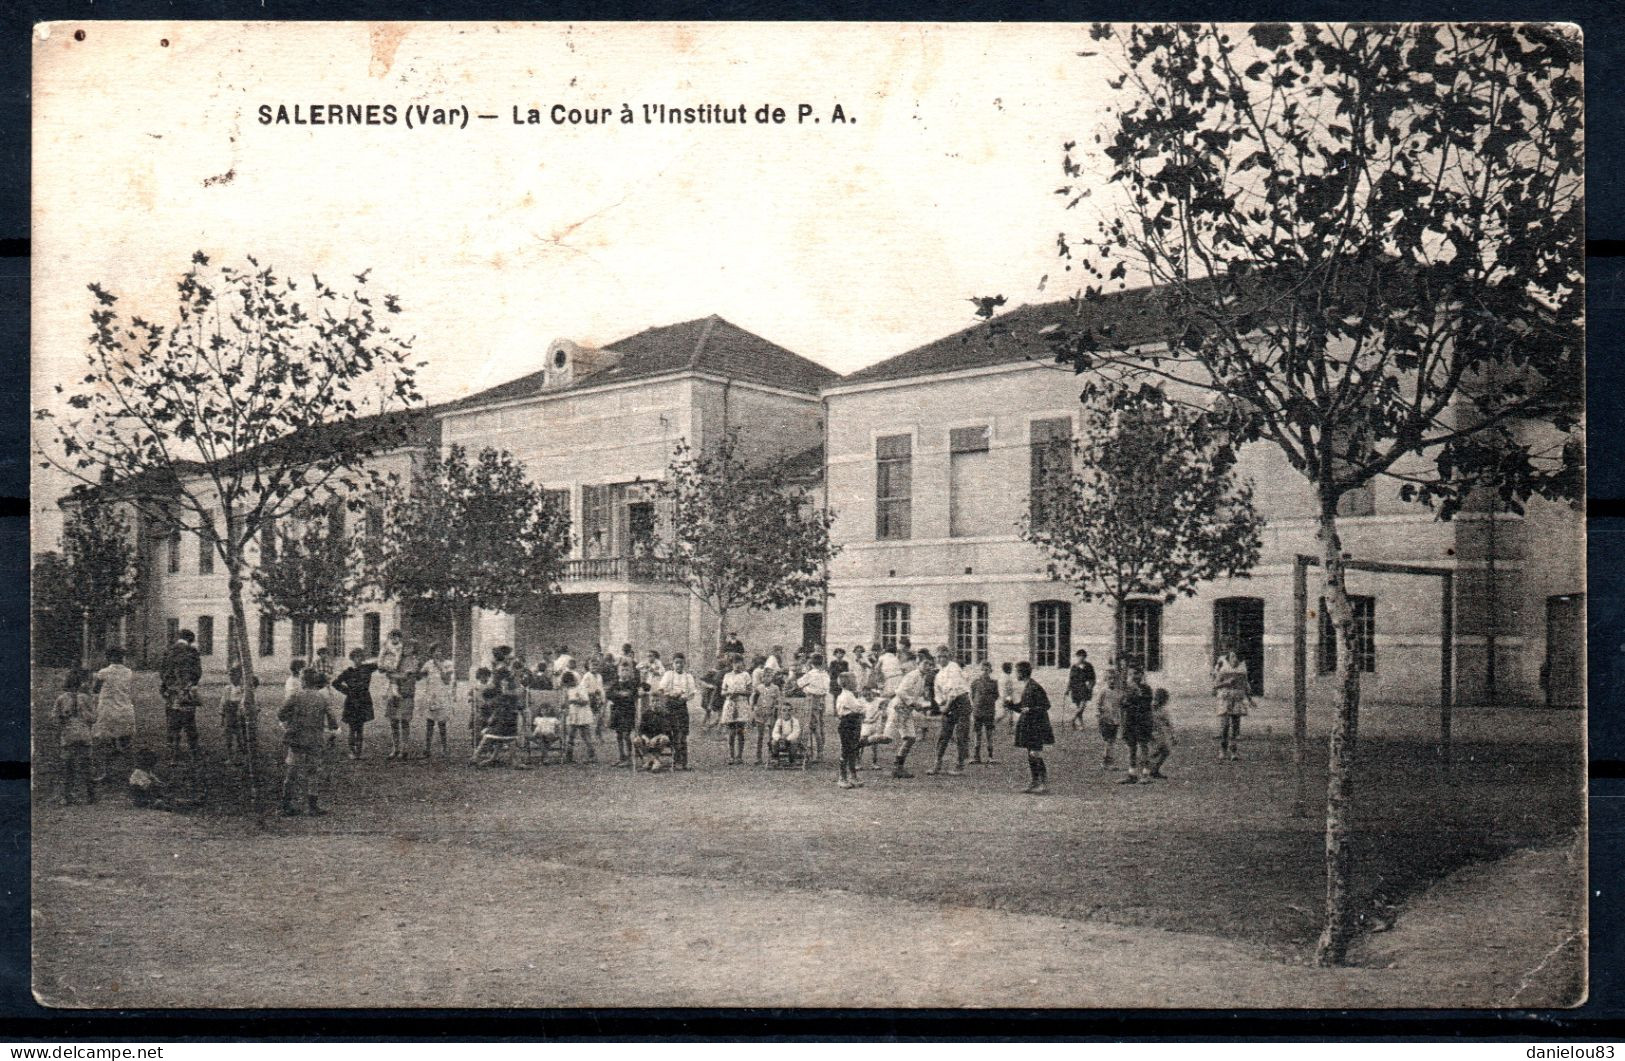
left=657, top=652, right=699, bottom=771
left=158, top=629, right=203, bottom=765
left=1008, top=661, right=1055, bottom=794
left=1212, top=648, right=1251, bottom=762
left=927, top=645, right=972, bottom=776
left=724, top=633, right=745, bottom=658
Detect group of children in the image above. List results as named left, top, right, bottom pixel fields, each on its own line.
left=53, top=627, right=1261, bottom=807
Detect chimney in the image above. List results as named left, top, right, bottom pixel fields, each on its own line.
left=544, top=339, right=619, bottom=390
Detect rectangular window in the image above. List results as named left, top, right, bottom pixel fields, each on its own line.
left=166, top=617, right=180, bottom=645
left=227, top=616, right=241, bottom=667
left=950, top=601, right=990, bottom=664
left=326, top=617, right=346, bottom=660
left=1031, top=601, right=1072, bottom=668
left=259, top=516, right=278, bottom=561
left=1029, top=417, right=1072, bottom=532
left=167, top=530, right=181, bottom=574
left=363, top=613, right=382, bottom=658
left=1318, top=595, right=1376, bottom=674
left=197, top=525, right=214, bottom=575
left=875, top=435, right=913, bottom=540
left=1121, top=600, right=1162, bottom=672
left=258, top=614, right=276, bottom=658
left=582, top=484, right=612, bottom=558
left=291, top=619, right=315, bottom=660
left=366, top=501, right=385, bottom=538
left=875, top=603, right=911, bottom=653
left=948, top=425, right=996, bottom=538
left=196, top=615, right=215, bottom=657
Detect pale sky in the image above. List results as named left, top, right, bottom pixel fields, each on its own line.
left=31, top=21, right=1119, bottom=545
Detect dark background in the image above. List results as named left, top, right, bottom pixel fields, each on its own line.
left=0, top=0, right=1619, bottom=1040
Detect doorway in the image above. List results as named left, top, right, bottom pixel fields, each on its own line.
left=802, top=611, right=825, bottom=654
left=1214, top=597, right=1265, bottom=696
left=1545, top=593, right=1584, bottom=708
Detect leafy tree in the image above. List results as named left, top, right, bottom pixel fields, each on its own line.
left=36, top=252, right=423, bottom=804
left=1024, top=383, right=1263, bottom=670
left=1022, top=23, right=1582, bottom=963
left=58, top=502, right=142, bottom=666
left=656, top=432, right=839, bottom=655
left=252, top=500, right=367, bottom=656
left=31, top=551, right=81, bottom=669
left=368, top=445, right=573, bottom=681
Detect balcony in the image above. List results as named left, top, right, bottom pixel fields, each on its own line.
left=559, top=556, right=686, bottom=584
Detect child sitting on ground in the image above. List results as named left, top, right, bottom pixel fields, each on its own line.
left=530, top=707, right=563, bottom=762
left=128, top=749, right=170, bottom=810
left=632, top=729, right=673, bottom=772
left=1148, top=688, right=1176, bottom=779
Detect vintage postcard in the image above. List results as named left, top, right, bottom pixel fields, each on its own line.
left=29, top=21, right=1585, bottom=1009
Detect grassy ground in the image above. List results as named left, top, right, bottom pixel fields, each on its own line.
left=30, top=670, right=1586, bottom=1008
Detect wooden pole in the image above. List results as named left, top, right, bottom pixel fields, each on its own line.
left=1440, top=570, right=1455, bottom=770
left=1292, top=556, right=1309, bottom=818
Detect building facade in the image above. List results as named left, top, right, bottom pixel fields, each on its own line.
left=821, top=300, right=1585, bottom=710
left=440, top=316, right=836, bottom=670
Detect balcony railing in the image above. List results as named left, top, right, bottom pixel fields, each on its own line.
left=559, top=556, right=686, bottom=584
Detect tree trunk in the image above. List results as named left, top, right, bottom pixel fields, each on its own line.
left=1111, top=597, right=1126, bottom=676
left=716, top=604, right=729, bottom=660
left=450, top=605, right=461, bottom=692
left=80, top=608, right=92, bottom=669
left=1314, top=502, right=1363, bottom=966
left=226, top=569, right=263, bottom=821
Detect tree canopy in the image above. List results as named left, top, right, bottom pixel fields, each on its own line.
left=1024, top=383, right=1263, bottom=662
left=657, top=433, right=838, bottom=647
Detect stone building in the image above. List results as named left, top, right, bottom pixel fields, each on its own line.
left=820, top=297, right=1585, bottom=710
left=441, top=315, right=836, bottom=669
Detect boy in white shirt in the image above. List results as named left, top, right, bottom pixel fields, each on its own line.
left=656, top=653, right=699, bottom=771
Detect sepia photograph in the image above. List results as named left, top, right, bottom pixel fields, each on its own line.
left=28, top=20, right=1585, bottom=1010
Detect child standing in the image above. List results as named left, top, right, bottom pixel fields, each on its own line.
left=91, top=647, right=135, bottom=783
left=719, top=657, right=753, bottom=765
left=999, top=661, right=1020, bottom=734
left=1068, top=649, right=1097, bottom=730
left=1212, top=649, right=1251, bottom=762
left=607, top=661, right=643, bottom=766
left=833, top=671, right=866, bottom=789
left=388, top=640, right=421, bottom=761
left=221, top=665, right=247, bottom=764
left=969, top=661, right=1000, bottom=764
left=330, top=648, right=376, bottom=761
left=1095, top=666, right=1122, bottom=770
left=562, top=671, right=598, bottom=764
left=751, top=666, right=783, bottom=766
left=1149, top=688, right=1176, bottom=778
left=796, top=655, right=830, bottom=763
left=284, top=658, right=306, bottom=705
left=54, top=669, right=96, bottom=805
left=1118, top=664, right=1154, bottom=785
left=279, top=668, right=337, bottom=816
left=1008, top=661, right=1055, bottom=795
left=420, top=647, right=454, bottom=759
left=467, top=667, right=493, bottom=750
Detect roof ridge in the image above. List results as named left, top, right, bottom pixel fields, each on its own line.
left=689, top=314, right=720, bottom=368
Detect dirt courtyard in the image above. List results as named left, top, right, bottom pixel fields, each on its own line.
left=30, top=674, right=1586, bottom=1009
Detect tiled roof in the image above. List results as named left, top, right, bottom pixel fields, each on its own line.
left=64, top=407, right=441, bottom=506
left=837, top=285, right=1176, bottom=387
left=450, top=315, right=839, bottom=411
